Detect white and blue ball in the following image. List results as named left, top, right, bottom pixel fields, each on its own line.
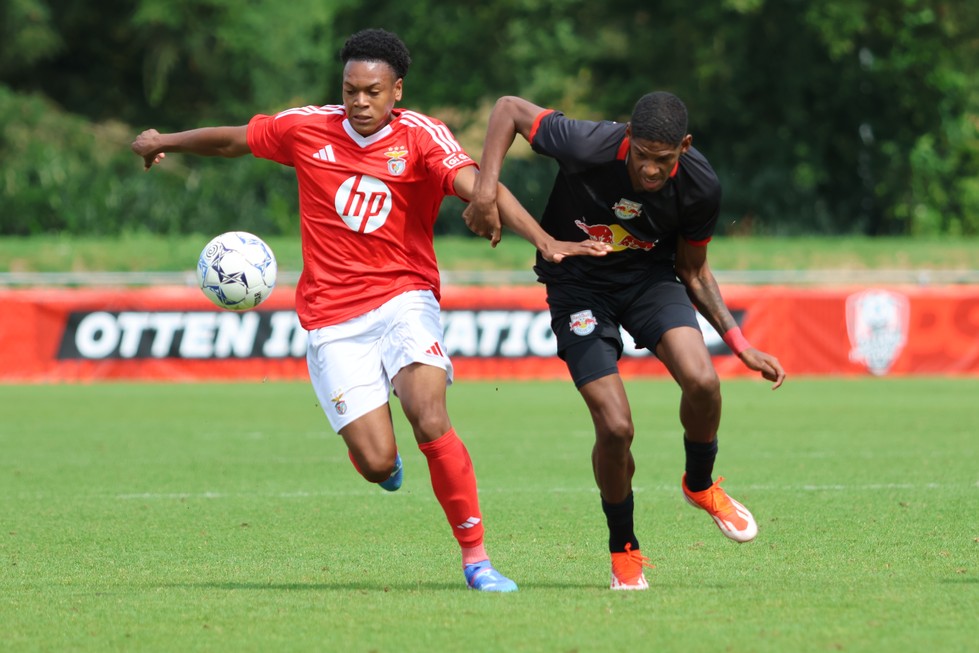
left=196, top=231, right=277, bottom=311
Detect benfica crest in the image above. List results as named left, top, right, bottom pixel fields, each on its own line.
left=385, top=147, right=408, bottom=176
left=331, top=390, right=348, bottom=415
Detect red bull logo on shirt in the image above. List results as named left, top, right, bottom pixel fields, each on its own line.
left=612, top=198, right=643, bottom=220
left=569, top=309, right=597, bottom=336
left=575, top=220, right=657, bottom=252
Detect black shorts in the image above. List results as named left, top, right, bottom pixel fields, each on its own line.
left=545, top=277, right=701, bottom=388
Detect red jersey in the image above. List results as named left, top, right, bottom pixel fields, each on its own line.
left=247, top=105, right=476, bottom=329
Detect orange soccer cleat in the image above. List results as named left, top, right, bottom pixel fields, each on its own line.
left=682, top=474, right=758, bottom=543
left=610, top=543, right=653, bottom=590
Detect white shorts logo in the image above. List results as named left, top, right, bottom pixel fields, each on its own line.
left=335, top=175, right=392, bottom=233
left=331, top=389, right=348, bottom=415
left=569, top=310, right=597, bottom=336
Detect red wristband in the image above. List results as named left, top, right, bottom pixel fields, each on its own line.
left=722, top=327, right=751, bottom=355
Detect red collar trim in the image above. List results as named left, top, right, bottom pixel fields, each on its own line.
left=529, top=109, right=555, bottom=145
left=617, top=137, right=630, bottom=160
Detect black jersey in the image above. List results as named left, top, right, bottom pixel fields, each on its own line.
left=529, top=109, right=721, bottom=290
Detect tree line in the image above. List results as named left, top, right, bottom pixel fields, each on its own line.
left=2, top=0, right=977, bottom=237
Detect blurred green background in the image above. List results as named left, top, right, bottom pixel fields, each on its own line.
left=2, top=0, right=978, bottom=240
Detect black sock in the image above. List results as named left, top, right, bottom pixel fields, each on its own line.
left=684, top=438, right=718, bottom=492
left=602, top=493, right=640, bottom=553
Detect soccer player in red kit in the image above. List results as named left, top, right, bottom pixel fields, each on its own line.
left=131, top=29, right=608, bottom=592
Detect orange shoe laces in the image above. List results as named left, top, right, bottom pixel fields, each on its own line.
left=611, top=542, right=653, bottom=583
left=689, top=476, right=732, bottom=510
left=691, top=476, right=751, bottom=528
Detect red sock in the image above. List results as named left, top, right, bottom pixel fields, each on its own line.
left=347, top=449, right=363, bottom=477
left=461, top=544, right=489, bottom=567
left=418, top=428, right=485, bottom=549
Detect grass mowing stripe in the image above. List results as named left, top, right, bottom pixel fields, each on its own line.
left=1, top=379, right=976, bottom=653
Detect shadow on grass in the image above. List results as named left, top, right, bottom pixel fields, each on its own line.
left=170, top=580, right=603, bottom=592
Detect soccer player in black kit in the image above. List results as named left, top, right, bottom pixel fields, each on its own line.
left=464, top=92, right=786, bottom=590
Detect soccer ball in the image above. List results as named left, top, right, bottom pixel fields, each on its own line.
left=196, top=231, right=277, bottom=311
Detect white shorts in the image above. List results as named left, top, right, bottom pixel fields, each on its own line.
left=306, top=290, right=454, bottom=433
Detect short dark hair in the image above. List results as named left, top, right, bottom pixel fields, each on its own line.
left=630, top=92, right=688, bottom=146
left=340, top=29, right=412, bottom=80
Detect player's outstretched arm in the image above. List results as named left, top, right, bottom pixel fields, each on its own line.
left=455, top=168, right=610, bottom=263
left=465, top=96, right=549, bottom=247
left=675, top=237, right=786, bottom=389
left=131, top=126, right=251, bottom=170
left=494, top=181, right=610, bottom=263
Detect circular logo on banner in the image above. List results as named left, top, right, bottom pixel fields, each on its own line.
left=335, top=175, right=393, bottom=233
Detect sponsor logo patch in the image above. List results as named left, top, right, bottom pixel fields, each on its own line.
left=575, top=220, right=657, bottom=252
left=335, top=175, right=392, bottom=233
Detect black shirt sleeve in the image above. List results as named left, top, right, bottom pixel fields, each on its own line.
left=530, top=111, right=627, bottom=171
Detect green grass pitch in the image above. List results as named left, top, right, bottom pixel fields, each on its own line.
left=2, top=378, right=977, bottom=652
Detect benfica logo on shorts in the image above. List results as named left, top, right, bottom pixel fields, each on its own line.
left=385, top=147, right=408, bottom=176
left=331, top=390, right=348, bottom=415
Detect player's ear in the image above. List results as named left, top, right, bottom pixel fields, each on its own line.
left=394, top=78, right=403, bottom=102
left=679, top=134, right=692, bottom=153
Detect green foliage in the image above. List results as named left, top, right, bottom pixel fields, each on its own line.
left=330, top=2, right=514, bottom=109
left=0, top=88, right=132, bottom=235
left=129, top=0, right=354, bottom=125
left=0, top=0, right=61, bottom=76
left=0, top=87, right=300, bottom=236
left=1, top=0, right=977, bottom=237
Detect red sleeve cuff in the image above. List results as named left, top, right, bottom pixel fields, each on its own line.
left=684, top=236, right=712, bottom=247
left=528, top=109, right=555, bottom=145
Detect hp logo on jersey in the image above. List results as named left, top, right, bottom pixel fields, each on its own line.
left=335, top=175, right=392, bottom=233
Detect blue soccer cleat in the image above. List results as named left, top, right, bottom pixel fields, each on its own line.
left=464, top=560, right=518, bottom=593
left=378, top=453, right=403, bottom=492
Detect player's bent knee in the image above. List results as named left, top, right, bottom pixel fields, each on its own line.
left=357, top=454, right=399, bottom=482
left=681, top=370, right=721, bottom=401
left=595, top=415, right=635, bottom=448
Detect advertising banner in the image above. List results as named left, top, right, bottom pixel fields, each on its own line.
left=2, top=284, right=978, bottom=382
